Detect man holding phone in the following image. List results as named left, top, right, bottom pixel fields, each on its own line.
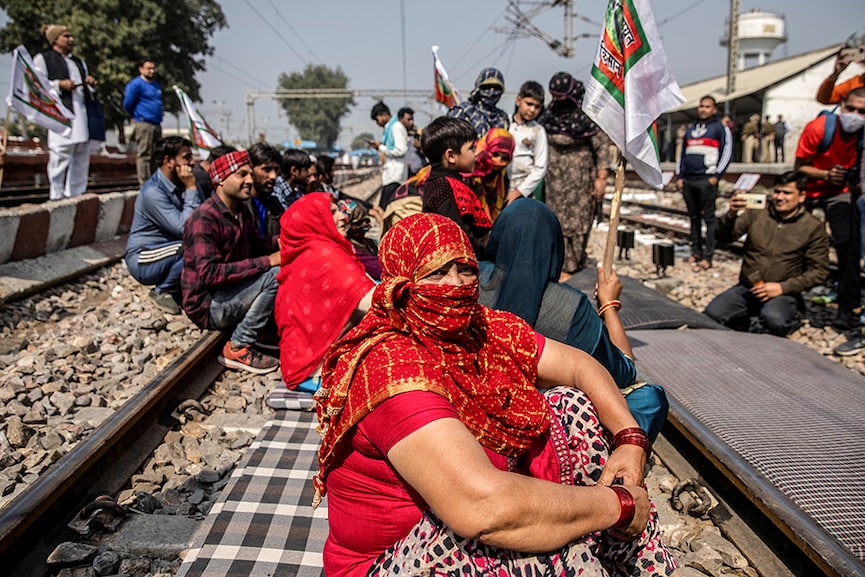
left=369, top=101, right=409, bottom=210
left=816, top=40, right=865, bottom=105
left=703, top=171, right=829, bottom=336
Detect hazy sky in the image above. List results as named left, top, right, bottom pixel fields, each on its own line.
left=2, top=1, right=863, bottom=148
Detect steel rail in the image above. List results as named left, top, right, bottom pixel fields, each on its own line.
left=1, top=331, right=225, bottom=577
left=662, top=402, right=865, bottom=577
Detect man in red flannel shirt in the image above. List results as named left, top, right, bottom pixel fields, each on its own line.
left=181, top=150, right=281, bottom=374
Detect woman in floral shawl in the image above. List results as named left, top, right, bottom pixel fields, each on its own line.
left=540, top=71, right=613, bottom=273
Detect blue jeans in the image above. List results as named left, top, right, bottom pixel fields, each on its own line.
left=208, top=267, right=278, bottom=347
left=704, top=284, right=801, bottom=336
left=681, top=178, right=718, bottom=262
left=126, top=243, right=183, bottom=294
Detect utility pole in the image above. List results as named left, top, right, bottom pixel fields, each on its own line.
left=724, top=0, right=740, bottom=116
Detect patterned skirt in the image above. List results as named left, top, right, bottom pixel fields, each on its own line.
left=367, top=387, right=678, bottom=576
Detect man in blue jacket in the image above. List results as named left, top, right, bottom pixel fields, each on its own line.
left=124, top=59, right=163, bottom=184
left=126, top=136, right=201, bottom=314
left=675, top=95, right=733, bottom=271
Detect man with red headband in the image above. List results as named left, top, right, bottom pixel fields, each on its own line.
left=181, top=150, right=281, bottom=374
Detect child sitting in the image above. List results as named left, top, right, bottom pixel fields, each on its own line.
left=419, top=116, right=493, bottom=258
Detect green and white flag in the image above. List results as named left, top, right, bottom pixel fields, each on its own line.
left=6, top=45, right=73, bottom=137
left=583, top=0, right=684, bottom=188
left=174, top=86, right=222, bottom=151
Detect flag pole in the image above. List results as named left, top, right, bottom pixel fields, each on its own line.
left=602, top=151, right=626, bottom=278
left=0, top=106, right=11, bottom=193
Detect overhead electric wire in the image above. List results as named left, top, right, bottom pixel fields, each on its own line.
left=452, top=35, right=517, bottom=84
left=212, top=55, right=269, bottom=87
left=265, top=0, right=320, bottom=63
left=207, top=63, right=255, bottom=87
left=450, top=5, right=510, bottom=79
left=656, top=0, right=708, bottom=28
left=242, top=0, right=308, bottom=67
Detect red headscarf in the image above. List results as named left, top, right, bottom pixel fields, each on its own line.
left=471, top=127, right=515, bottom=222
left=313, top=213, right=548, bottom=506
left=275, top=193, right=375, bottom=386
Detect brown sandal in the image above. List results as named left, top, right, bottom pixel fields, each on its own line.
left=693, top=259, right=712, bottom=272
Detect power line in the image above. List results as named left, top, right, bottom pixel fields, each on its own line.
left=264, top=0, right=319, bottom=63
left=451, top=6, right=510, bottom=78
left=207, top=62, right=257, bottom=87
left=656, top=0, right=708, bottom=28
left=242, top=0, right=308, bottom=67
left=452, top=35, right=517, bottom=84
left=213, top=55, right=270, bottom=87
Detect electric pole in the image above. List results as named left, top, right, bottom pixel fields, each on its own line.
left=724, top=0, right=740, bottom=115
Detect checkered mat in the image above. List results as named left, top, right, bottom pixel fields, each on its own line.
left=176, top=410, right=326, bottom=577
left=266, top=386, right=315, bottom=411
left=630, top=329, right=865, bottom=568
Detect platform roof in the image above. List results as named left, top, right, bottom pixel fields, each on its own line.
left=669, top=45, right=838, bottom=112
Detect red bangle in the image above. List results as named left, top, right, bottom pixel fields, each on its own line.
left=609, top=486, right=635, bottom=529
left=613, top=427, right=652, bottom=456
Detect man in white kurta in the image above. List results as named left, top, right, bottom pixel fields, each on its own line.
left=33, top=24, right=98, bottom=200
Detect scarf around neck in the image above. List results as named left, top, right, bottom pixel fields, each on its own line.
left=313, top=213, right=548, bottom=506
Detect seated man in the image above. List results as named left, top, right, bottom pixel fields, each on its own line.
left=272, top=148, right=312, bottom=211
left=703, top=171, right=829, bottom=336
left=193, top=145, right=237, bottom=199
left=246, top=141, right=283, bottom=236
left=125, top=136, right=201, bottom=314
left=181, top=150, right=281, bottom=374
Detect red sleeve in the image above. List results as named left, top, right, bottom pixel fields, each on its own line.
left=361, top=391, right=458, bottom=455
left=795, top=118, right=822, bottom=160
left=535, top=331, right=546, bottom=357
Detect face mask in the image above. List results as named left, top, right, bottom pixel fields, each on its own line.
left=839, top=112, right=865, bottom=133
left=475, top=87, right=503, bottom=108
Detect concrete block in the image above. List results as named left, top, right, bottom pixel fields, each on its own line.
left=11, top=206, right=49, bottom=261
left=96, top=192, right=130, bottom=242
left=45, top=199, right=78, bottom=254
left=103, top=513, right=199, bottom=558
left=0, top=212, right=21, bottom=264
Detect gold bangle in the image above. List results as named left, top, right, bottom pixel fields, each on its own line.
left=598, top=300, right=622, bottom=317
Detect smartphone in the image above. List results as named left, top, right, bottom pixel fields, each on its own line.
left=840, top=46, right=865, bottom=65
left=740, top=193, right=767, bottom=210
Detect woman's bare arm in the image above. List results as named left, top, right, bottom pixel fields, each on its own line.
left=387, top=417, right=649, bottom=551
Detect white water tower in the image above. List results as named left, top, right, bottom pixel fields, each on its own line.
left=721, top=9, right=786, bottom=70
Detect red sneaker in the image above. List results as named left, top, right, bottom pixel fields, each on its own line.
left=218, top=341, right=279, bottom=375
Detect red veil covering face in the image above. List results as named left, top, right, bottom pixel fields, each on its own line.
left=471, top=127, right=515, bottom=222
left=313, top=212, right=549, bottom=506
left=275, top=193, right=375, bottom=387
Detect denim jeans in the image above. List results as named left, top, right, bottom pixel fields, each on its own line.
left=704, top=284, right=801, bottom=336
left=681, top=178, right=718, bottom=262
left=126, top=242, right=183, bottom=294
left=208, top=267, right=279, bottom=347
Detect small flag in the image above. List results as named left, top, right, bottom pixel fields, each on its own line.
left=583, top=0, right=685, bottom=188
left=6, top=45, right=73, bottom=137
left=432, top=46, right=459, bottom=108
left=174, top=86, right=222, bottom=150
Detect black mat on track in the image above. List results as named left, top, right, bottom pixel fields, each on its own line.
left=565, top=269, right=726, bottom=330
left=630, top=329, right=865, bottom=573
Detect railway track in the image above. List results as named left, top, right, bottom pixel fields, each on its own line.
left=0, top=332, right=225, bottom=577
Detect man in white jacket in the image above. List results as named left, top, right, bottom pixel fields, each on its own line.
left=369, top=101, right=408, bottom=210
